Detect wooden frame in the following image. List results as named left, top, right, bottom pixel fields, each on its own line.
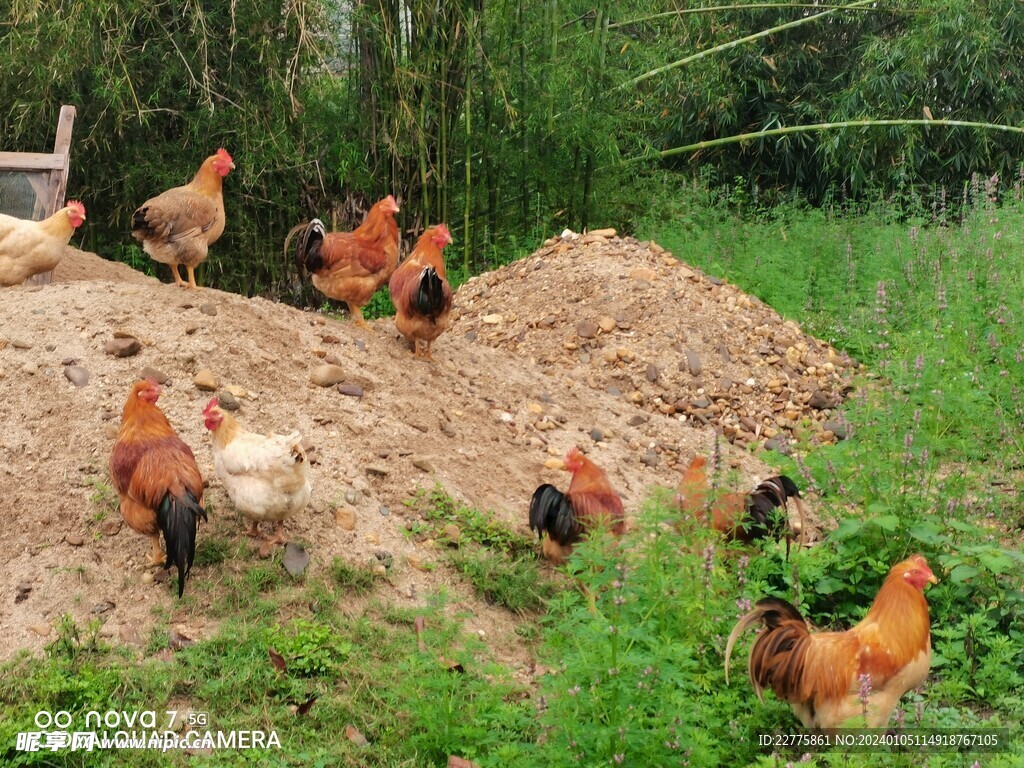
left=0, top=104, right=77, bottom=285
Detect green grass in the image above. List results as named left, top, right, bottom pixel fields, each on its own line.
left=405, top=486, right=557, bottom=614
left=3, top=186, right=1023, bottom=766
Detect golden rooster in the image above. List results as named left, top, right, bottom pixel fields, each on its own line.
left=388, top=224, right=454, bottom=360
left=725, top=554, right=938, bottom=728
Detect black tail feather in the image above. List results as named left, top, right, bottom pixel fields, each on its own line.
left=752, top=596, right=805, bottom=628
left=293, top=219, right=326, bottom=275
left=413, top=267, right=446, bottom=319
left=528, top=484, right=579, bottom=547
left=744, top=475, right=801, bottom=541
left=157, top=489, right=208, bottom=598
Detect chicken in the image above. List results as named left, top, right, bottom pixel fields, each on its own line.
left=202, top=398, right=311, bottom=547
left=528, top=446, right=626, bottom=564
left=289, top=195, right=401, bottom=328
left=109, top=380, right=208, bottom=597
left=388, top=224, right=454, bottom=359
left=675, top=455, right=805, bottom=553
left=131, top=148, right=234, bottom=289
left=725, top=554, right=938, bottom=728
left=0, top=201, right=85, bottom=286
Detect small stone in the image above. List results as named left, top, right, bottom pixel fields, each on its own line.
left=217, top=391, right=240, bottom=411
left=645, top=363, right=659, bottom=382
left=283, top=543, right=310, bottom=577
left=577, top=321, right=598, bottom=339
left=407, top=555, right=432, bottom=572
left=442, top=524, right=461, bottom=543
left=11, top=339, right=32, bottom=349
left=629, top=267, right=657, bottom=281
left=764, top=437, right=790, bottom=454
left=706, top=275, right=725, bottom=286
left=64, top=365, right=90, bottom=387
left=641, top=451, right=659, bottom=467
left=28, top=623, right=51, bottom=637
left=589, top=428, right=604, bottom=443
left=140, top=366, right=170, bottom=385
left=808, top=390, right=833, bottom=410
left=544, top=458, right=566, bottom=470
left=379, top=505, right=390, bottom=517
left=365, top=466, right=389, bottom=477
left=22, top=361, right=39, bottom=375
left=589, top=227, right=617, bottom=238
left=224, top=384, right=248, bottom=398
left=683, top=350, right=702, bottom=376
left=184, top=321, right=201, bottom=335
left=482, top=314, right=503, bottom=325
left=61, top=357, right=76, bottom=366
left=597, top=316, right=617, bottom=333
left=606, top=385, right=621, bottom=396
left=66, top=534, right=84, bottom=547
left=823, top=420, right=848, bottom=440
left=199, top=303, right=218, bottom=316
left=411, top=456, right=435, bottom=473
left=141, top=572, right=155, bottom=585
left=628, top=414, right=648, bottom=426
left=193, top=369, right=219, bottom=391
left=335, top=508, right=357, bottom=530
left=311, top=364, right=345, bottom=387
left=15, top=582, right=32, bottom=603
left=104, top=337, right=142, bottom=360
left=337, top=383, right=364, bottom=398
left=101, top=519, right=122, bottom=536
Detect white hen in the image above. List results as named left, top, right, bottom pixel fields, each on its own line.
left=202, top=398, right=311, bottom=545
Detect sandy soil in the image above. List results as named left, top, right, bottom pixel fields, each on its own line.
left=0, top=232, right=845, bottom=668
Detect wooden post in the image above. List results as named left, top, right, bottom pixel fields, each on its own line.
left=0, top=105, right=78, bottom=286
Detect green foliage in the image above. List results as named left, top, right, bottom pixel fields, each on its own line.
left=265, top=618, right=351, bottom=678
left=327, top=556, right=379, bottom=594
left=407, top=486, right=556, bottom=613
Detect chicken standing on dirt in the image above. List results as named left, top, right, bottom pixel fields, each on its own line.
left=676, top=455, right=805, bottom=553
left=529, top=446, right=625, bottom=564
left=131, top=148, right=234, bottom=289
left=725, top=554, right=938, bottom=728
left=0, top=201, right=85, bottom=286
left=289, top=195, right=401, bottom=328
left=202, top=398, right=311, bottom=549
left=109, top=380, right=208, bottom=597
left=388, top=224, right=454, bottom=359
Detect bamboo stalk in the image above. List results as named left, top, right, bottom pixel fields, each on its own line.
left=463, top=16, right=474, bottom=274
left=613, top=119, right=1024, bottom=168
left=616, top=0, right=875, bottom=91
left=606, top=3, right=920, bottom=30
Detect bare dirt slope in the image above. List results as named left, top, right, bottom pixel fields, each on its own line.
left=0, top=239, right=844, bottom=663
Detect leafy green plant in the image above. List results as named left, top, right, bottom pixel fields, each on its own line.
left=265, top=618, right=351, bottom=678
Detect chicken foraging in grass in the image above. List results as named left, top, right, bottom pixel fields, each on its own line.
left=0, top=201, right=85, bottom=286
left=388, top=224, right=454, bottom=360
left=202, top=398, right=311, bottom=548
left=675, top=455, right=805, bottom=554
left=288, top=195, right=401, bottom=328
left=528, top=446, right=625, bottom=564
left=109, top=380, right=207, bottom=597
left=725, top=554, right=938, bottom=728
left=131, top=148, right=234, bottom=289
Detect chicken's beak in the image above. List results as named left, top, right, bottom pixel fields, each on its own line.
left=229, top=161, right=236, bottom=170
left=927, top=572, right=939, bottom=585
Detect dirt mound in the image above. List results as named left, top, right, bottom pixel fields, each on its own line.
left=0, top=255, right=794, bottom=662
left=53, top=246, right=157, bottom=285
left=455, top=230, right=859, bottom=457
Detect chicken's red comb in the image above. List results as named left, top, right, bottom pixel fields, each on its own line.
left=437, top=223, right=453, bottom=244
left=202, top=397, right=220, bottom=416
left=216, top=148, right=233, bottom=163
left=384, top=194, right=400, bottom=213
left=67, top=200, right=85, bottom=217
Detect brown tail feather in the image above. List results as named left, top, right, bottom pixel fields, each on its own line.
left=724, top=597, right=808, bottom=703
